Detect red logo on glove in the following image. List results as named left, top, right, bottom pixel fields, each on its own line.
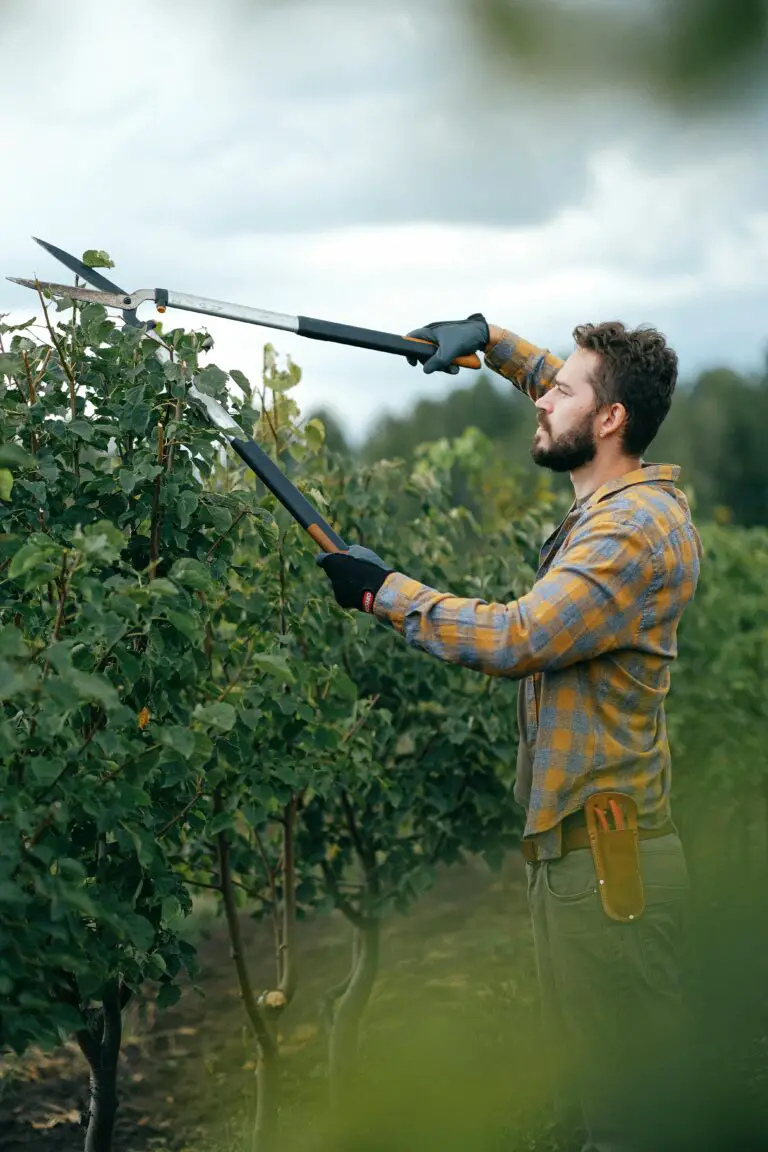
left=362, top=591, right=375, bottom=613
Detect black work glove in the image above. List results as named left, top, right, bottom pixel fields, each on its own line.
left=315, top=543, right=395, bottom=614
left=405, top=313, right=490, bottom=375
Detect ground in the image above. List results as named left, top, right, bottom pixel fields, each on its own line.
left=1, top=852, right=767, bottom=1152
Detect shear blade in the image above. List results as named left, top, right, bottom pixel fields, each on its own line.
left=33, top=238, right=126, bottom=296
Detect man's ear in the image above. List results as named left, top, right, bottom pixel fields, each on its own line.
left=599, top=402, right=627, bottom=437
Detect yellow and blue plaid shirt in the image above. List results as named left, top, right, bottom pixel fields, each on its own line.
left=374, top=328, right=704, bottom=859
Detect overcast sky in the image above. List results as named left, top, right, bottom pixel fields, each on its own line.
left=1, top=0, right=767, bottom=445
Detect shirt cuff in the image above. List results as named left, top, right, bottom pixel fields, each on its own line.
left=483, top=328, right=522, bottom=375
left=372, top=571, right=425, bottom=630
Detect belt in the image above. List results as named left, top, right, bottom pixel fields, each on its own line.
left=521, top=808, right=676, bottom=864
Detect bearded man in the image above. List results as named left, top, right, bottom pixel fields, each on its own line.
left=316, top=316, right=703, bottom=1152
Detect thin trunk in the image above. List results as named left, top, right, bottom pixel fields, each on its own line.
left=215, top=788, right=279, bottom=1152
left=77, top=981, right=123, bottom=1152
left=278, top=796, right=297, bottom=1002
left=321, top=930, right=359, bottom=1036
left=328, top=920, right=380, bottom=1114
left=254, top=1043, right=280, bottom=1150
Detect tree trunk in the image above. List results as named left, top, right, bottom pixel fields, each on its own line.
left=215, top=793, right=283, bottom=1152
left=78, top=982, right=123, bottom=1152
left=328, top=920, right=380, bottom=1114
left=253, top=1037, right=280, bottom=1152
left=83, top=1067, right=119, bottom=1152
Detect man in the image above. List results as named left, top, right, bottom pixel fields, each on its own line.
left=316, top=315, right=703, bottom=1151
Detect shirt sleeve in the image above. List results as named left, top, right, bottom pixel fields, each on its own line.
left=483, top=328, right=565, bottom=402
left=373, top=512, right=656, bottom=678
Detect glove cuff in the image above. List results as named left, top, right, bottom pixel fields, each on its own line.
left=361, top=568, right=390, bottom=613
left=467, top=313, right=490, bottom=343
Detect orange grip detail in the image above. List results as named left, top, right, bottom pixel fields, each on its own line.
left=307, top=522, right=342, bottom=554
left=404, top=336, right=481, bottom=370
left=609, top=799, right=625, bottom=830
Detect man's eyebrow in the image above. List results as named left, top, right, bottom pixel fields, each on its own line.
left=554, top=378, right=572, bottom=391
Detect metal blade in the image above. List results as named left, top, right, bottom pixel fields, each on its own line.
left=33, top=238, right=125, bottom=295
left=10, top=272, right=241, bottom=434
left=33, top=240, right=140, bottom=330
left=33, top=238, right=142, bottom=328
left=7, top=278, right=130, bottom=308
left=7, top=279, right=155, bottom=313
left=188, top=383, right=245, bottom=437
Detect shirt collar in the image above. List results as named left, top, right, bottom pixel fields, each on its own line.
left=580, top=462, right=681, bottom=510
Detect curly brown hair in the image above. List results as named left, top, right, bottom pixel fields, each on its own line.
left=573, top=321, right=677, bottom=457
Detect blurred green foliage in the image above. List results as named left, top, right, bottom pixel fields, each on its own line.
left=320, top=356, right=768, bottom=531
left=468, top=0, right=768, bottom=109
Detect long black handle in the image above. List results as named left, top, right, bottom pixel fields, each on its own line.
left=297, top=315, right=482, bottom=369
left=230, top=437, right=347, bottom=554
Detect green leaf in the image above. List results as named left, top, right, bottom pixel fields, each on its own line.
left=159, top=726, right=196, bottom=759
left=0, top=626, right=27, bottom=658
left=304, top=417, right=326, bottom=452
left=163, top=361, right=183, bottom=384
left=251, top=652, right=295, bottom=685
left=123, top=913, right=155, bottom=950
left=252, top=510, right=279, bottom=552
left=0, top=469, right=13, bottom=500
left=28, top=757, right=65, bottom=785
left=166, top=608, right=202, bottom=642
left=68, top=670, right=119, bottom=708
left=8, top=536, right=61, bottom=584
left=207, top=810, right=236, bottom=835
left=0, top=442, right=33, bottom=469
left=194, top=365, right=228, bottom=397
left=146, top=578, right=178, bottom=598
left=67, top=419, right=94, bottom=441
left=176, top=490, right=199, bottom=530
left=0, top=880, right=26, bottom=904
left=169, top=557, right=211, bottom=590
left=202, top=502, right=232, bottom=534
left=229, top=369, right=251, bottom=395
left=194, top=701, right=236, bottom=731
left=268, top=357, right=301, bottom=393
left=118, top=468, right=138, bottom=495
left=156, top=982, right=183, bottom=1009
left=82, top=249, right=115, bottom=269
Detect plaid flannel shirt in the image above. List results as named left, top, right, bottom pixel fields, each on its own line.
left=373, top=328, right=704, bottom=859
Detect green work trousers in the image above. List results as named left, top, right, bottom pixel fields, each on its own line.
left=526, top=833, right=694, bottom=1152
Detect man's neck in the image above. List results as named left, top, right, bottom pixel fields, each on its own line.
left=571, top=455, right=643, bottom=502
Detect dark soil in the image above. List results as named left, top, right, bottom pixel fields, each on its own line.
left=2, top=854, right=767, bottom=1152
left=0, top=857, right=539, bottom=1152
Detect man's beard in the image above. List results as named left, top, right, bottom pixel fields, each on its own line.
left=530, top=411, right=598, bottom=473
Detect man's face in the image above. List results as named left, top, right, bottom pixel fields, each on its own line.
left=531, top=348, right=603, bottom=473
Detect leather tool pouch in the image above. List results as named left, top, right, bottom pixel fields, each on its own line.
left=584, top=792, right=645, bottom=922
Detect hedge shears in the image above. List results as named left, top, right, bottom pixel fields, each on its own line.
left=10, top=238, right=359, bottom=554
left=8, top=256, right=481, bottom=374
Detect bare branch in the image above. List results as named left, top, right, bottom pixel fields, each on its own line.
left=158, top=779, right=204, bottom=837
left=215, top=787, right=276, bottom=1056
left=279, top=796, right=298, bottom=1002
